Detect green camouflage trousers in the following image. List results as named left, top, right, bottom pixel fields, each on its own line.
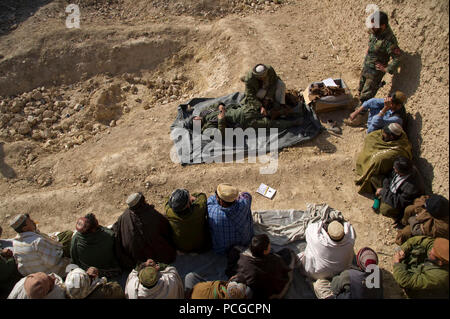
left=358, top=70, right=385, bottom=104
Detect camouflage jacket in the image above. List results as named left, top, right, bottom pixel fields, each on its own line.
left=240, top=65, right=280, bottom=109
left=363, top=25, right=402, bottom=75
left=393, top=236, right=449, bottom=299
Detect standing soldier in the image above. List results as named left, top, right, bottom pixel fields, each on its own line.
left=345, top=10, right=402, bottom=127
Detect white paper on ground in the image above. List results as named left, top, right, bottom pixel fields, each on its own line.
left=322, top=78, right=338, bottom=87
left=256, top=183, right=277, bottom=199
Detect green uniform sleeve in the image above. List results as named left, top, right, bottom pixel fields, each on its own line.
left=265, top=66, right=280, bottom=103
left=400, top=236, right=434, bottom=255
left=386, top=42, right=402, bottom=74
left=393, top=262, right=447, bottom=292
left=243, top=71, right=263, bottom=111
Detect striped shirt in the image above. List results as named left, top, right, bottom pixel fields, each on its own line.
left=12, top=231, right=68, bottom=277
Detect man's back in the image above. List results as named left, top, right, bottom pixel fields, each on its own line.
left=12, top=231, right=65, bottom=277
left=207, top=192, right=254, bottom=255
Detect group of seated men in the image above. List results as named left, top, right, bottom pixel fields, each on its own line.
left=348, top=83, right=449, bottom=298
left=2, top=181, right=446, bottom=299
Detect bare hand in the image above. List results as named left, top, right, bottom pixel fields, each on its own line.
left=384, top=96, right=393, bottom=110
left=375, top=62, right=387, bottom=73
left=218, top=104, right=225, bottom=120
left=261, top=107, right=268, bottom=117
left=349, top=111, right=358, bottom=121
left=393, top=250, right=405, bottom=263
left=375, top=188, right=383, bottom=197
left=86, top=267, right=99, bottom=279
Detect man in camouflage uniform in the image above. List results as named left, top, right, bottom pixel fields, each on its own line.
left=194, top=64, right=302, bottom=134
left=393, top=236, right=448, bottom=299
left=345, top=11, right=402, bottom=127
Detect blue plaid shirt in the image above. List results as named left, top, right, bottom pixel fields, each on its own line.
left=207, top=192, right=254, bottom=255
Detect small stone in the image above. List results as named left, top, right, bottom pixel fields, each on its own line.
left=143, top=103, right=151, bottom=110
left=300, top=54, right=308, bottom=60
left=80, top=175, right=88, bottom=183
left=123, top=106, right=130, bottom=113
left=135, top=98, right=142, bottom=103
left=109, top=120, right=116, bottom=127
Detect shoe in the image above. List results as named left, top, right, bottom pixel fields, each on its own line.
left=324, top=119, right=342, bottom=134
left=343, top=112, right=367, bottom=127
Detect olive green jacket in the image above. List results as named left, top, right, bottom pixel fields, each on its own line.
left=164, top=193, right=211, bottom=253
left=393, top=236, right=449, bottom=299
left=241, top=64, right=280, bottom=109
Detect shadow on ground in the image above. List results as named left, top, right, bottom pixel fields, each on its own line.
left=0, top=0, right=53, bottom=37
left=0, top=142, right=16, bottom=179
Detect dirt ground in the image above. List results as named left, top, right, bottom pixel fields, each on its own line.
left=0, top=0, right=448, bottom=299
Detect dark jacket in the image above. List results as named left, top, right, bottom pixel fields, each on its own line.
left=331, top=268, right=383, bottom=299
left=380, top=166, right=425, bottom=212
left=235, top=249, right=291, bottom=299
left=112, top=203, right=176, bottom=271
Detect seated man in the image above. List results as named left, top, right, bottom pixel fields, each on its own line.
left=233, top=234, right=296, bottom=299
left=355, top=123, right=412, bottom=195
left=207, top=183, right=254, bottom=255
left=65, top=265, right=125, bottom=299
left=345, top=91, right=407, bottom=132
left=396, top=195, right=449, bottom=245
left=70, top=213, right=122, bottom=279
left=184, top=272, right=248, bottom=299
left=9, top=213, right=72, bottom=277
left=315, top=247, right=383, bottom=299
left=393, top=236, right=448, bottom=299
left=112, top=192, right=176, bottom=271
left=124, top=258, right=184, bottom=299
left=164, top=189, right=211, bottom=253
left=300, top=219, right=356, bottom=281
left=373, top=156, right=425, bottom=223
left=8, top=271, right=66, bottom=299
left=0, top=225, right=23, bottom=299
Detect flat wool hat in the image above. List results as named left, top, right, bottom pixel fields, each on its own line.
left=9, top=214, right=27, bottom=231
left=425, top=195, right=449, bottom=219
left=327, top=221, right=345, bottom=241
left=126, top=193, right=143, bottom=208
left=169, top=189, right=190, bottom=213
left=24, top=272, right=54, bottom=299
left=433, top=238, right=449, bottom=263
left=138, top=266, right=159, bottom=288
left=217, top=183, right=239, bottom=203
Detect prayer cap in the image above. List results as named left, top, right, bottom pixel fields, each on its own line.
left=253, top=64, right=268, bottom=78
left=217, top=183, right=239, bottom=203
left=126, top=192, right=143, bottom=208
left=24, top=272, right=54, bottom=299
left=169, top=189, right=190, bottom=213
left=65, top=268, right=91, bottom=299
left=9, top=214, right=28, bottom=232
left=388, top=123, right=403, bottom=137
left=425, top=195, right=449, bottom=219
left=357, top=247, right=378, bottom=271
left=392, top=91, right=407, bottom=105
left=226, top=281, right=247, bottom=299
left=327, top=221, right=344, bottom=241
left=433, top=238, right=449, bottom=263
left=138, top=266, right=159, bottom=288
